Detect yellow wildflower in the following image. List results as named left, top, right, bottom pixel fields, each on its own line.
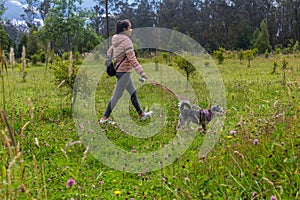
left=114, top=190, right=121, bottom=195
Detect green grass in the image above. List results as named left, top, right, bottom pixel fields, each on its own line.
left=0, top=55, right=299, bottom=199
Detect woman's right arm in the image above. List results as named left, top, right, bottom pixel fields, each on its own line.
left=107, top=45, right=113, bottom=58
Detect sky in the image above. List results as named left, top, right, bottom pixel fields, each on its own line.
left=3, top=0, right=96, bottom=20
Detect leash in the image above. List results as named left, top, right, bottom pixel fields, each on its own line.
left=149, top=79, right=186, bottom=101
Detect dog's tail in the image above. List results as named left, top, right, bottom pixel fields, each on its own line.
left=178, top=100, right=191, bottom=111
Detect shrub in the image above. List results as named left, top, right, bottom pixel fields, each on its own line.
left=40, top=52, right=46, bottom=63
left=238, top=50, right=244, bottom=63
left=275, top=48, right=281, bottom=55
left=264, top=49, right=270, bottom=59
left=62, top=52, right=70, bottom=60
left=50, top=60, right=79, bottom=91
left=31, top=54, right=39, bottom=65
left=213, top=48, right=225, bottom=64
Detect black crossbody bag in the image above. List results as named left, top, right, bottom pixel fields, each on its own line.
left=105, top=56, right=126, bottom=77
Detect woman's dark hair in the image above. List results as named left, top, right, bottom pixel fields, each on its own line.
left=116, top=19, right=131, bottom=34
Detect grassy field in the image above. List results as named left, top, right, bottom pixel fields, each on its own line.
left=0, top=54, right=299, bottom=199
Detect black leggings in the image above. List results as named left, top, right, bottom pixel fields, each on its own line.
left=104, top=72, right=143, bottom=117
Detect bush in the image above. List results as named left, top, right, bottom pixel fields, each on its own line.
left=40, top=52, right=46, bottom=63
left=31, top=54, right=39, bottom=65
left=62, top=52, right=70, bottom=60
left=213, top=48, right=225, bottom=64
left=49, top=60, right=79, bottom=91
left=275, top=48, right=281, bottom=55
left=264, top=49, right=270, bottom=59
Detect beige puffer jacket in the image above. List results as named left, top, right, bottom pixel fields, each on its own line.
left=107, top=33, right=146, bottom=77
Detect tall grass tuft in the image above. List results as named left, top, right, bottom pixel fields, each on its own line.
left=0, top=47, right=7, bottom=110
left=21, top=46, right=26, bottom=81
left=9, top=47, right=15, bottom=73
left=2, top=50, right=8, bottom=73
left=1, top=110, right=15, bottom=146
left=45, top=41, right=51, bottom=70
left=69, top=51, right=73, bottom=77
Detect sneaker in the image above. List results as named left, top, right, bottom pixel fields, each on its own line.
left=140, top=111, right=152, bottom=121
left=100, top=117, right=116, bottom=125
left=99, top=117, right=109, bottom=124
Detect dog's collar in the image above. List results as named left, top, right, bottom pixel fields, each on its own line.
left=203, top=110, right=211, bottom=121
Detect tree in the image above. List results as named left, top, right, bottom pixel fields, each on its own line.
left=38, top=0, right=51, bottom=21
left=254, top=20, right=271, bottom=54
left=27, top=27, right=39, bottom=57
left=174, top=55, right=196, bottom=90
left=243, top=48, right=258, bottom=68
left=0, top=24, right=10, bottom=52
left=40, top=0, right=93, bottom=53
left=90, top=2, right=106, bottom=35
left=21, top=0, right=41, bottom=28
left=16, top=34, right=28, bottom=58
left=213, top=48, right=225, bottom=64
left=0, top=0, right=5, bottom=21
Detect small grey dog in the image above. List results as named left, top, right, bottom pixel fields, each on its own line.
left=177, top=100, right=223, bottom=131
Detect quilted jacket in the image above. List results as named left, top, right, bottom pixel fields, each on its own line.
left=107, top=33, right=146, bottom=77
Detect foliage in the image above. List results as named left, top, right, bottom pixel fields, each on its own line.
left=254, top=20, right=272, bottom=54
left=39, top=51, right=46, bottom=63
left=16, top=34, right=28, bottom=58
left=0, top=24, right=10, bottom=51
left=243, top=48, right=258, bottom=68
left=292, top=40, right=300, bottom=53
left=27, top=28, right=40, bottom=57
left=49, top=57, right=79, bottom=92
left=39, top=0, right=93, bottom=53
left=238, top=50, right=244, bottom=63
left=213, top=47, right=225, bottom=64
left=264, top=49, right=270, bottom=58
left=0, top=0, right=5, bottom=20
left=173, top=54, right=196, bottom=90
left=30, top=54, right=39, bottom=65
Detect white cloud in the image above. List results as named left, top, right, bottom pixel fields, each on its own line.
left=10, top=0, right=23, bottom=7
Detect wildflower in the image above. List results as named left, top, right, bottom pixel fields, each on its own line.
left=162, top=177, right=166, bottom=181
left=47, top=178, right=51, bottom=182
left=226, top=135, right=233, bottom=139
left=66, top=178, right=75, bottom=188
left=137, top=173, right=142, bottom=177
left=131, top=149, right=137, bottom=153
left=253, top=138, right=259, bottom=145
left=184, top=177, right=190, bottom=181
left=252, top=191, right=257, bottom=198
left=98, top=181, right=104, bottom=185
left=230, top=130, right=237, bottom=135
left=114, top=190, right=121, bottom=195
left=237, top=122, right=242, bottom=127
left=271, top=196, right=277, bottom=200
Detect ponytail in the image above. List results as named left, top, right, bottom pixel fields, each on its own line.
left=116, top=19, right=130, bottom=34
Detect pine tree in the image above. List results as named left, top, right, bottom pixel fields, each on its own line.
left=254, top=20, right=272, bottom=54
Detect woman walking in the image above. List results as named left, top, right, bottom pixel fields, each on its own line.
left=100, top=19, right=152, bottom=123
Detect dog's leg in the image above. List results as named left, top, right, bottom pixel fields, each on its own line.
left=187, top=120, right=194, bottom=130
left=202, top=124, right=206, bottom=131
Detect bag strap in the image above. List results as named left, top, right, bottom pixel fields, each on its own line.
left=115, top=56, right=127, bottom=71
left=113, top=47, right=133, bottom=71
